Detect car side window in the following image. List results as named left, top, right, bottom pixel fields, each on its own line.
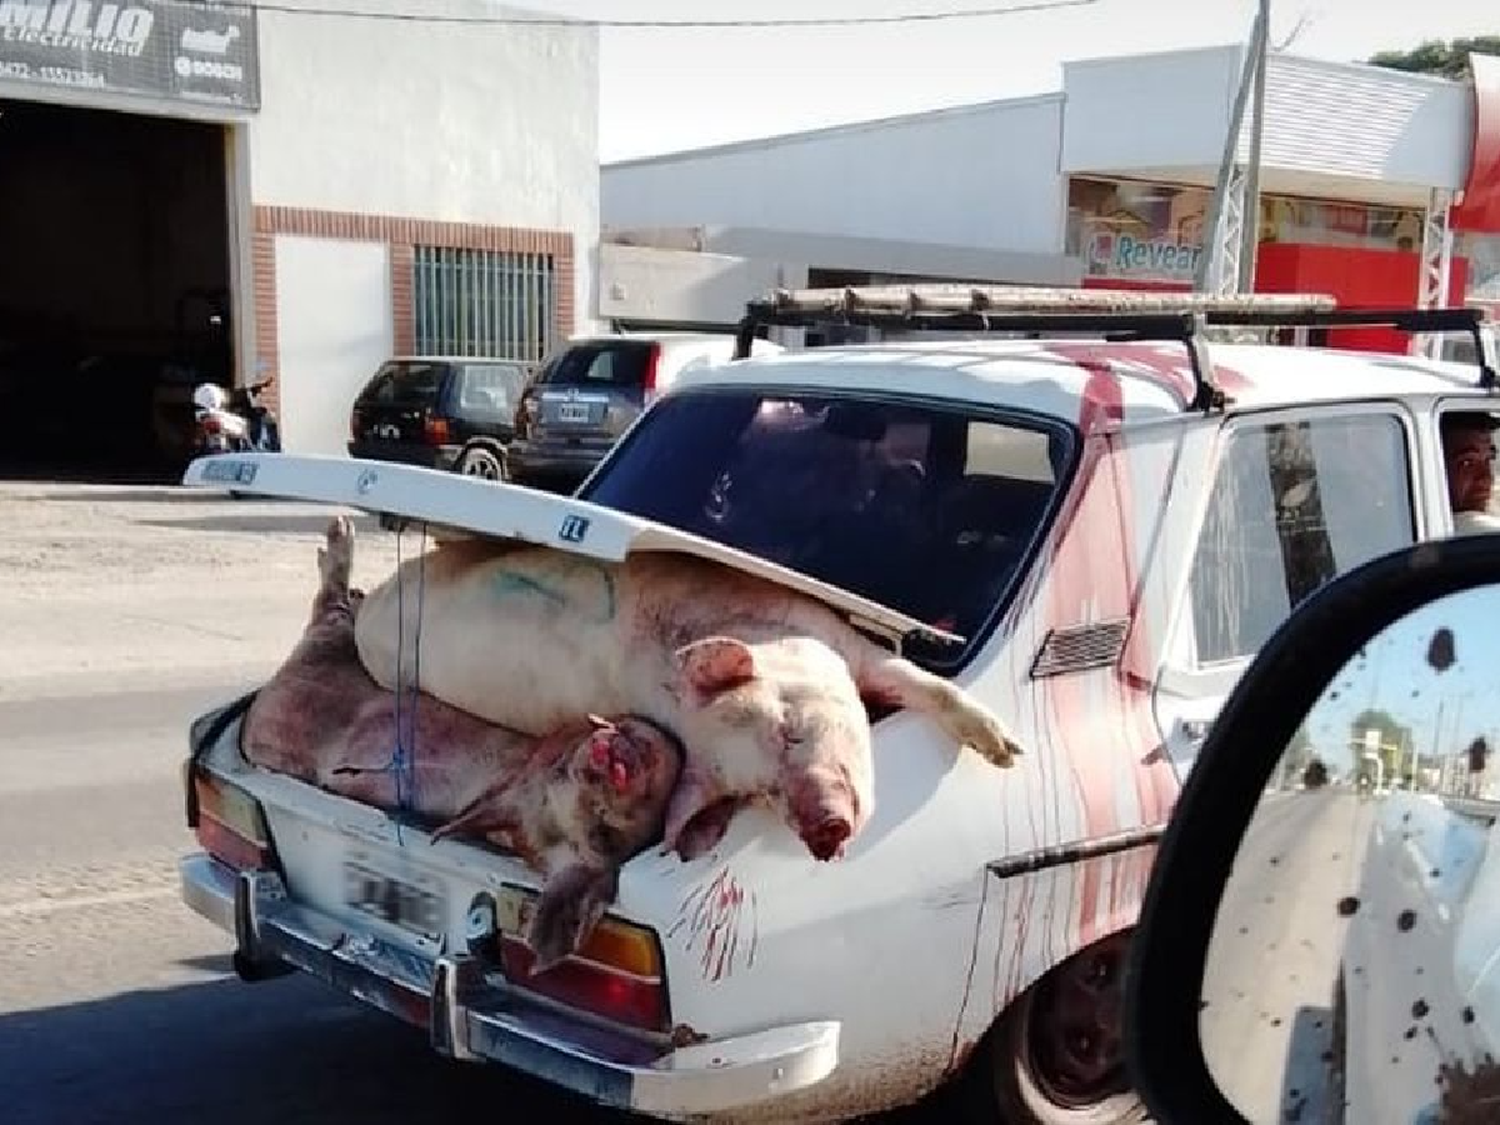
left=1188, top=411, right=1415, bottom=666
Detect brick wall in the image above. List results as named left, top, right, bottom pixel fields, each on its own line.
left=248, top=205, right=576, bottom=417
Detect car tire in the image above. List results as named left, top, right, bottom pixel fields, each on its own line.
left=456, top=445, right=507, bottom=481
left=958, top=933, right=1148, bottom=1125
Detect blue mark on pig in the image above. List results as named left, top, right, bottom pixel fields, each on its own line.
left=492, top=560, right=616, bottom=624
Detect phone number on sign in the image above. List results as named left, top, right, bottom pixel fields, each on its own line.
left=0, top=61, right=106, bottom=88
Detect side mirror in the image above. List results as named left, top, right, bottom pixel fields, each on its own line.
left=1125, top=535, right=1500, bottom=1125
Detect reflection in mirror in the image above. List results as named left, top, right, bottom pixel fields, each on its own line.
left=1200, top=586, right=1500, bottom=1125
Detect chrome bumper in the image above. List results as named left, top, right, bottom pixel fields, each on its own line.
left=180, top=854, right=839, bottom=1117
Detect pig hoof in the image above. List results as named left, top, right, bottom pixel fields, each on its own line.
left=950, top=708, right=1023, bottom=768
left=321, top=516, right=355, bottom=589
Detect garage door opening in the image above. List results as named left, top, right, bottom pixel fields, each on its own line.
left=0, top=99, right=234, bottom=483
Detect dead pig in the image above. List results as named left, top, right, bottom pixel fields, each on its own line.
left=240, top=515, right=683, bottom=970
left=352, top=538, right=1023, bottom=864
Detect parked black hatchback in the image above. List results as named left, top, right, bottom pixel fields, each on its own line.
left=348, top=356, right=529, bottom=480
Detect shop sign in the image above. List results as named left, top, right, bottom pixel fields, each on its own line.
left=0, top=0, right=259, bottom=109
left=1068, top=177, right=1210, bottom=285
left=1086, top=231, right=1204, bottom=283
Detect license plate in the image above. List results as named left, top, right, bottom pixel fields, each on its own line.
left=343, top=855, right=446, bottom=938
left=555, top=401, right=593, bottom=424
left=493, top=884, right=537, bottom=937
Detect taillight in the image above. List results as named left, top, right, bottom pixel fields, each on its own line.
left=424, top=415, right=450, bottom=444
left=495, top=886, right=669, bottom=1034
left=516, top=392, right=537, bottom=436
left=642, top=344, right=662, bottom=403
left=191, top=768, right=276, bottom=872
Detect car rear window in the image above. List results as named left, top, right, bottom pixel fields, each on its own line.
left=458, top=363, right=528, bottom=413
left=539, top=342, right=655, bottom=389
left=580, top=390, right=1074, bottom=670
left=363, top=362, right=448, bottom=404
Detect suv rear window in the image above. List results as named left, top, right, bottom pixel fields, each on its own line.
left=581, top=390, right=1073, bottom=669
left=539, top=342, right=655, bottom=389
left=457, top=363, right=527, bottom=413
left=362, top=361, right=448, bottom=403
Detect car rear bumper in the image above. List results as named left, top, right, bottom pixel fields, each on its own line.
left=180, top=854, right=840, bottom=1117
left=506, top=439, right=609, bottom=485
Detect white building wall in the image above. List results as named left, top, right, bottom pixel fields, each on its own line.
left=603, top=95, right=1068, bottom=256
left=1061, top=46, right=1241, bottom=176
left=247, top=0, right=599, bottom=325
left=600, top=243, right=804, bottom=327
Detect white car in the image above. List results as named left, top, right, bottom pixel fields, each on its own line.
left=177, top=286, right=1498, bottom=1124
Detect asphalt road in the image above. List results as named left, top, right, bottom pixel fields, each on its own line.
left=1197, top=787, right=1377, bottom=1125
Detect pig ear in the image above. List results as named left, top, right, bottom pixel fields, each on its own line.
left=674, top=637, right=757, bottom=697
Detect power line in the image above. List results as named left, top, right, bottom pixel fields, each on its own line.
left=199, top=0, right=1100, bottom=30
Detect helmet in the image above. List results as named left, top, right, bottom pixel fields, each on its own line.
left=193, top=383, right=228, bottom=412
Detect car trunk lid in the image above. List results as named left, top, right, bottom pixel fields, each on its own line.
left=181, top=451, right=962, bottom=650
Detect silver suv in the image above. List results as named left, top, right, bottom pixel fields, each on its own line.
left=507, top=331, right=781, bottom=491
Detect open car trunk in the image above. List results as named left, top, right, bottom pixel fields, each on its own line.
left=179, top=451, right=934, bottom=1068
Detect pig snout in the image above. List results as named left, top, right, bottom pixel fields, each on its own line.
left=575, top=716, right=680, bottom=799
left=787, top=772, right=860, bottom=862
left=803, top=813, right=853, bottom=862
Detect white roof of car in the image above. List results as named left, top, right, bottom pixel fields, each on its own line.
left=673, top=338, right=1491, bottom=427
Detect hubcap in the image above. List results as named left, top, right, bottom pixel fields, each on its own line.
left=1025, top=935, right=1131, bottom=1108
left=463, top=456, right=499, bottom=479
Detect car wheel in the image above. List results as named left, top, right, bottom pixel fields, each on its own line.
left=456, top=446, right=506, bottom=481
left=959, top=932, right=1148, bottom=1125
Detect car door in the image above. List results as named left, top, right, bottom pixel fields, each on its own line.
left=1153, top=403, right=1423, bottom=777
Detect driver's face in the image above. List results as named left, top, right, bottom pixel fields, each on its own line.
left=1445, top=428, right=1496, bottom=513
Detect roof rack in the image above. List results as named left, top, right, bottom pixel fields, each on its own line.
left=732, top=285, right=1500, bottom=411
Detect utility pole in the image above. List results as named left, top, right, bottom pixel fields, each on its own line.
left=1238, top=0, right=1270, bottom=292
left=1197, top=0, right=1271, bottom=296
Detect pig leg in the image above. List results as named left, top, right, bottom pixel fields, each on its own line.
left=313, top=515, right=359, bottom=624
left=527, top=859, right=619, bottom=974
left=854, top=652, right=1022, bottom=768
left=242, top=516, right=367, bottom=778
left=428, top=776, right=526, bottom=845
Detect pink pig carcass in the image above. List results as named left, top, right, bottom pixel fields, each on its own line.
left=352, top=537, right=1022, bottom=864
left=241, top=516, right=682, bottom=970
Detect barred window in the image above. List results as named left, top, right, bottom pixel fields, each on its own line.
left=413, top=246, right=558, bottom=362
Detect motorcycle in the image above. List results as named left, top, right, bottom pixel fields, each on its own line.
left=192, top=377, right=281, bottom=455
